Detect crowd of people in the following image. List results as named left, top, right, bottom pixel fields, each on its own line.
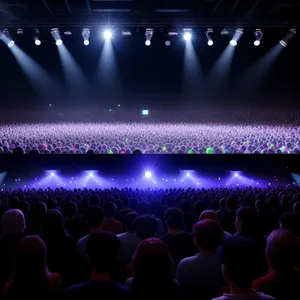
left=0, top=107, right=299, bottom=154
left=0, top=186, right=300, bottom=299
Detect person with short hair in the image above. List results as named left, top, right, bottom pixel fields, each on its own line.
left=252, top=229, right=300, bottom=300
left=160, top=208, right=197, bottom=267
left=65, top=232, right=130, bottom=299
left=133, top=215, right=157, bottom=240
left=102, top=202, right=123, bottom=235
left=117, top=212, right=140, bottom=266
left=177, top=219, right=225, bottom=300
left=77, top=206, right=105, bottom=263
left=212, top=237, right=274, bottom=300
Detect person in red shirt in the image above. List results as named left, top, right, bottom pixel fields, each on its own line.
left=252, top=229, right=300, bottom=300
left=102, top=203, right=123, bottom=235
left=2, top=235, right=62, bottom=298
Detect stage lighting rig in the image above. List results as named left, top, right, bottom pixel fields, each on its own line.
left=145, top=28, right=154, bottom=46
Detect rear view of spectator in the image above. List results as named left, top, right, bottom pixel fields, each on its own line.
left=177, top=219, right=225, bottom=300
left=253, top=229, right=300, bottom=300
left=40, top=209, right=77, bottom=286
left=102, top=202, right=123, bottom=235
left=115, top=197, right=133, bottom=229
left=77, top=206, right=104, bottom=263
left=65, top=232, right=129, bottom=299
left=0, top=209, right=26, bottom=288
left=160, top=208, right=196, bottom=267
left=117, top=212, right=140, bottom=266
left=63, top=201, right=88, bottom=241
left=133, top=215, right=157, bottom=240
left=3, top=236, right=62, bottom=298
left=127, top=238, right=180, bottom=300
left=213, top=237, right=274, bottom=300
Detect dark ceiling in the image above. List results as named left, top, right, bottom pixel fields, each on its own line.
left=0, top=0, right=299, bottom=27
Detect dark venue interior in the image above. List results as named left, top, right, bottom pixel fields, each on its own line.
left=0, top=0, right=300, bottom=299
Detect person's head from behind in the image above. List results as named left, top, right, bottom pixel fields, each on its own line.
left=164, top=207, right=184, bottom=230
left=293, top=202, right=300, bottom=212
left=87, top=206, right=104, bottom=230
left=134, top=215, right=157, bottom=240
left=218, top=237, right=263, bottom=290
left=13, top=236, right=48, bottom=282
left=279, top=211, right=300, bottom=236
left=219, top=198, right=226, bottom=210
left=1, top=209, right=26, bottom=235
left=35, top=202, right=47, bottom=218
left=136, top=202, right=151, bottom=215
left=103, top=202, right=117, bottom=219
left=132, top=238, right=174, bottom=285
left=124, top=212, right=138, bottom=233
left=193, top=219, right=224, bottom=254
left=41, top=209, right=67, bottom=238
left=226, top=196, right=239, bottom=212
left=87, top=232, right=120, bottom=274
left=266, top=229, right=298, bottom=271
left=235, top=207, right=262, bottom=239
left=14, top=201, right=30, bottom=217
left=62, top=201, right=77, bottom=219
left=199, top=210, right=220, bottom=222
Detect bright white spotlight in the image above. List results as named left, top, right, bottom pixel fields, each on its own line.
left=145, top=171, right=152, bottom=179
left=56, top=39, right=63, bottom=46
left=89, top=173, right=93, bottom=177
left=35, top=39, right=41, bottom=46
left=187, top=173, right=190, bottom=177
left=103, top=30, right=112, bottom=40
left=82, top=28, right=90, bottom=46
left=234, top=173, right=238, bottom=177
left=184, top=32, right=192, bottom=41
left=165, top=40, right=171, bottom=46
left=254, top=40, right=260, bottom=46
left=84, top=40, right=89, bottom=46
left=51, top=172, right=54, bottom=176
left=207, top=40, right=214, bottom=46
left=7, top=40, right=15, bottom=48
left=279, top=40, right=287, bottom=47
left=230, top=40, right=237, bottom=46
left=145, top=40, right=151, bottom=46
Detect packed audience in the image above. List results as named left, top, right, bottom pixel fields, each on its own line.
left=0, top=109, right=299, bottom=154
left=0, top=186, right=300, bottom=298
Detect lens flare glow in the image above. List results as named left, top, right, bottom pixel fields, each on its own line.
left=184, top=32, right=192, bottom=41
left=145, top=171, right=152, bottom=179
left=103, top=30, right=112, bottom=40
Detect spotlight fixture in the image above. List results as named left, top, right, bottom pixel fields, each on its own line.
left=183, top=32, right=192, bottom=41
left=0, top=29, right=15, bottom=48
left=206, top=29, right=214, bottom=46
left=145, top=171, right=152, bottom=179
left=165, top=40, right=171, bottom=46
left=82, top=28, right=90, bottom=46
left=103, top=30, right=112, bottom=40
left=230, top=28, right=243, bottom=46
left=35, top=39, right=41, bottom=46
left=279, top=28, right=296, bottom=47
left=51, top=28, right=63, bottom=46
left=145, top=29, right=153, bottom=46
left=254, top=29, right=263, bottom=46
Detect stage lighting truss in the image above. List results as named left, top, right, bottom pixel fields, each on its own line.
left=254, top=29, right=263, bottom=46
left=206, top=28, right=214, bottom=46
left=82, top=28, right=90, bottom=45
left=145, top=28, right=154, bottom=46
